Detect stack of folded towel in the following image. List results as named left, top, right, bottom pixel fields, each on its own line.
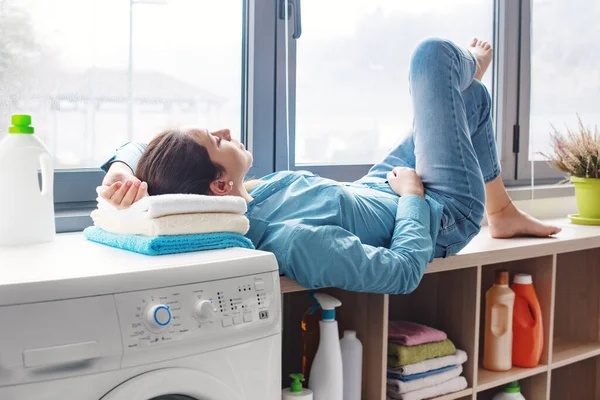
left=83, top=191, right=254, bottom=255
left=386, top=321, right=468, bottom=400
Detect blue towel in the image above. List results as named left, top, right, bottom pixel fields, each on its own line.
left=84, top=227, right=254, bottom=256
left=386, top=365, right=457, bottom=382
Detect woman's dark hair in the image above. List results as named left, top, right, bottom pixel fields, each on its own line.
left=136, top=129, right=223, bottom=195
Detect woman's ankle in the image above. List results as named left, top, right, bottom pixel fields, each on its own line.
left=486, top=200, right=515, bottom=220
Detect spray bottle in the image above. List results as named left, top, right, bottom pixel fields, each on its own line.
left=301, top=293, right=321, bottom=382
left=308, top=293, right=343, bottom=400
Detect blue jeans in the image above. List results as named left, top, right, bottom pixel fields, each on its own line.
left=358, top=38, right=501, bottom=257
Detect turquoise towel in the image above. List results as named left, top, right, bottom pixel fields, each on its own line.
left=84, top=227, right=254, bottom=256
left=387, top=365, right=457, bottom=382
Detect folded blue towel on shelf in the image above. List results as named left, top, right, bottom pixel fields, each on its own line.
left=84, top=226, right=254, bottom=256
left=387, top=365, right=457, bottom=382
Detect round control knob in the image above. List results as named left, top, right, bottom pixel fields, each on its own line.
left=194, top=300, right=215, bottom=322
left=146, top=304, right=172, bottom=329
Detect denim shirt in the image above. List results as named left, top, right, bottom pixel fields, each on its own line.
left=102, top=143, right=444, bottom=294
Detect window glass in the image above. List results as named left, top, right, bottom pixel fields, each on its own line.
left=294, top=0, right=494, bottom=165
left=0, top=0, right=243, bottom=168
left=530, top=0, right=600, bottom=160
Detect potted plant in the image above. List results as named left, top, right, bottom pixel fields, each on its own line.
left=543, top=116, right=600, bottom=224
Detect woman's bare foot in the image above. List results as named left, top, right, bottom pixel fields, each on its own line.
left=487, top=202, right=562, bottom=239
left=468, top=38, right=493, bottom=81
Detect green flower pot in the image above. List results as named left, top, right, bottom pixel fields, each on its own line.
left=572, top=177, right=600, bottom=219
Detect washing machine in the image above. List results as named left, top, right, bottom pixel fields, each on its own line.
left=0, top=234, right=281, bottom=400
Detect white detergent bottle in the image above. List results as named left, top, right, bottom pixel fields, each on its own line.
left=492, top=381, right=526, bottom=400
left=282, top=373, right=313, bottom=399
left=0, top=114, right=55, bottom=246
left=340, top=330, right=362, bottom=400
left=309, top=293, right=343, bottom=400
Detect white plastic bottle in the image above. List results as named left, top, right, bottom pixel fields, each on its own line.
left=0, top=114, right=55, bottom=246
left=340, top=330, right=362, bottom=400
left=308, top=293, right=343, bottom=400
left=492, top=381, right=526, bottom=400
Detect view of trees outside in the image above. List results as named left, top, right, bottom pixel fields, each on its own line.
left=530, top=0, right=600, bottom=160
left=0, top=0, right=242, bottom=168
left=1, top=0, right=595, bottom=168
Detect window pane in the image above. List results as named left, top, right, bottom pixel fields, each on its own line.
left=295, top=0, right=494, bottom=165
left=0, top=0, right=243, bottom=168
left=530, top=0, right=600, bottom=160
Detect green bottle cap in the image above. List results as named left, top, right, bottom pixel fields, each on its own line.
left=9, top=114, right=34, bottom=134
left=503, top=381, right=521, bottom=393
left=289, top=373, right=305, bottom=393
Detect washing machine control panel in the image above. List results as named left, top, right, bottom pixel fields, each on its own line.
left=114, top=272, right=277, bottom=350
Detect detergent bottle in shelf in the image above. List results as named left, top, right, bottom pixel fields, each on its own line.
left=308, top=293, right=343, bottom=400
left=492, top=381, right=526, bottom=400
left=511, top=273, right=543, bottom=368
left=283, top=374, right=314, bottom=399
left=483, top=270, right=515, bottom=371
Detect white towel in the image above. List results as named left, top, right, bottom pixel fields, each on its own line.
left=388, top=350, right=468, bottom=376
left=91, top=209, right=250, bottom=237
left=96, top=189, right=247, bottom=218
left=387, top=376, right=467, bottom=400
left=387, top=365, right=463, bottom=395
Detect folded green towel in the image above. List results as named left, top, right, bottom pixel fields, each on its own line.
left=388, top=339, right=456, bottom=367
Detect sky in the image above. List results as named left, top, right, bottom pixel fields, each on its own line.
left=19, top=0, right=243, bottom=96
left=14, top=0, right=497, bottom=114
left=20, top=0, right=497, bottom=67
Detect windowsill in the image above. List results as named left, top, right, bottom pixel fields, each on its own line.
left=55, top=208, right=93, bottom=233
left=506, top=184, right=574, bottom=201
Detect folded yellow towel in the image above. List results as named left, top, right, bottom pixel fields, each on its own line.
left=91, top=209, right=250, bottom=237
left=388, top=339, right=456, bottom=367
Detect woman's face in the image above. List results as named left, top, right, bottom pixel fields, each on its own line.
left=189, top=128, right=253, bottom=180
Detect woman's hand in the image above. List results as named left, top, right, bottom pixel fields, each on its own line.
left=100, top=162, right=148, bottom=209
left=387, top=167, right=425, bottom=199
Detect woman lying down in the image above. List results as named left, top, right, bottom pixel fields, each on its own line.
left=100, top=38, right=560, bottom=294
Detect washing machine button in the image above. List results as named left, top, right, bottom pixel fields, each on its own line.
left=233, top=315, right=243, bottom=325
left=221, top=318, right=233, bottom=327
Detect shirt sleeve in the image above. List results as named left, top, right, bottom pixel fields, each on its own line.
left=283, top=195, right=433, bottom=294
left=101, top=142, right=148, bottom=173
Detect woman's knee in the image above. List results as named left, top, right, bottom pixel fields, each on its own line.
left=469, top=79, right=492, bottom=110
left=409, top=38, right=455, bottom=76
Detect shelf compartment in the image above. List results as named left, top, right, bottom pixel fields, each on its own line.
left=477, top=372, right=548, bottom=399
left=430, top=388, right=473, bottom=400
left=476, top=365, right=547, bottom=392
left=389, top=267, right=479, bottom=388
left=479, top=255, right=554, bottom=367
left=554, top=248, right=600, bottom=372
left=551, top=356, right=600, bottom=399
left=281, top=289, right=388, bottom=400
left=552, top=337, right=600, bottom=369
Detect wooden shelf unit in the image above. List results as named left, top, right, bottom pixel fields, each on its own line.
left=280, top=221, right=600, bottom=399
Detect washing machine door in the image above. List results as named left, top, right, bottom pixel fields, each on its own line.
left=101, top=368, right=243, bottom=400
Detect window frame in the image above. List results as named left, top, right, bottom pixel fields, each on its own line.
left=513, top=0, right=567, bottom=185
